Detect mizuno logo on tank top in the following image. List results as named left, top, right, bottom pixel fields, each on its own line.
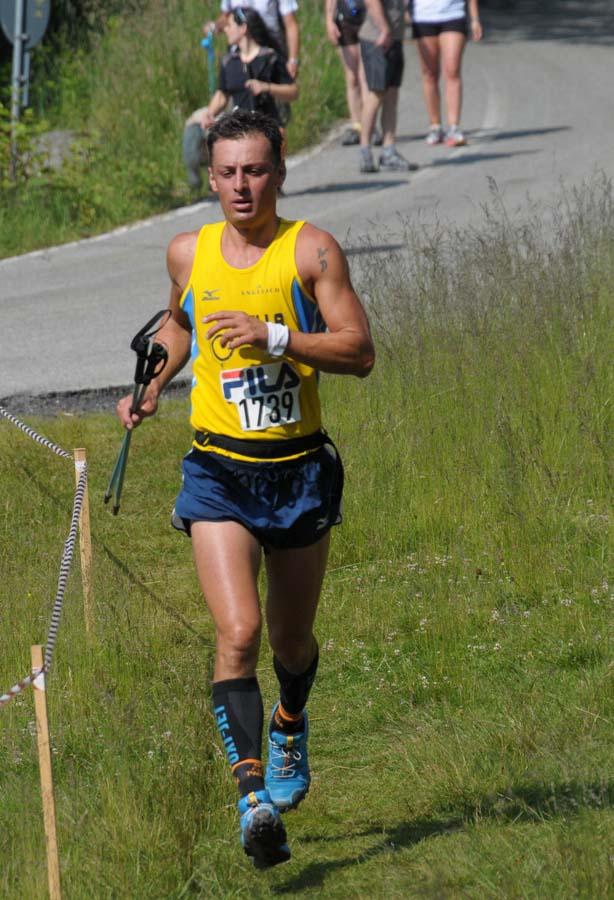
left=179, top=219, right=326, bottom=454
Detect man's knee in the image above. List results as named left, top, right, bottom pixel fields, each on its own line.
left=217, top=619, right=262, bottom=666
left=268, top=624, right=313, bottom=662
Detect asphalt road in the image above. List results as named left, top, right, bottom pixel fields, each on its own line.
left=1, top=0, right=613, bottom=401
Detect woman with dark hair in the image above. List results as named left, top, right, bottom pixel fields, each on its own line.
left=183, top=8, right=298, bottom=190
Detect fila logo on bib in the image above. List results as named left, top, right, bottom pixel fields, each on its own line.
left=221, top=362, right=302, bottom=432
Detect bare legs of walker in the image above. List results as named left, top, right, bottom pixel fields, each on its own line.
left=417, top=31, right=467, bottom=146
left=360, top=87, right=418, bottom=173
left=339, top=44, right=382, bottom=147
left=191, top=520, right=330, bottom=868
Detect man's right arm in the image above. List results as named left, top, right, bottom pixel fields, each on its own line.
left=116, top=232, right=196, bottom=429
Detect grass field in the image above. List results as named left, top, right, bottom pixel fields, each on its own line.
left=0, top=182, right=612, bottom=897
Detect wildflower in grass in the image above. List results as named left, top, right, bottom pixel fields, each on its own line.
left=493, top=642, right=502, bottom=652
left=560, top=597, right=573, bottom=607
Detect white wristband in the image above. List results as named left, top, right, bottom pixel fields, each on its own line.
left=266, top=321, right=290, bottom=356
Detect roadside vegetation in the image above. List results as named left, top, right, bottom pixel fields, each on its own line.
left=0, top=0, right=345, bottom=259
left=0, top=179, right=612, bottom=897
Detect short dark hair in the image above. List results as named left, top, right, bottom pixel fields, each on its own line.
left=207, top=110, right=283, bottom=167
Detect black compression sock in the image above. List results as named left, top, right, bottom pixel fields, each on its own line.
left=232, top=759, right=265, bottom=796
left=272, top=648, right=319, bottom=732
left=212, top=677, right=265, bottom=796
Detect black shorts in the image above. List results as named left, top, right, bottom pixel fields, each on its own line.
left=412, top=17, right=468, bottom=39
left=360, top=39, right=404, bottom=92
left=335, top=12, right=361, bottom=47
left=334, top=0, right=365, bottom=45
left=172, top=439, right=344, bottom=551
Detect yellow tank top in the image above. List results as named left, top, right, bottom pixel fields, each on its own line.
left=179, top=218, right=324, bottom=459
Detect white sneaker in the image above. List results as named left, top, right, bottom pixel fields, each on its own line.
left=445, top=126, right=466, bottom=147
left=425, top=125, right=444, bottom=145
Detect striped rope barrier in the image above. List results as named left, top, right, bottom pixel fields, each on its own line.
left=0, top=405, right=72, bottom=460
left=44, top=464, right=87, bottom=671
left=0, top=668, right=45, bottom=707
left=0, top=405, right=87, bottom=708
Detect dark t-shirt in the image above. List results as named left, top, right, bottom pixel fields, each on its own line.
left=219, top=45, right=293, bottom=123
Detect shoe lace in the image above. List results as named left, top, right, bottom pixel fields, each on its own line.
left=270, top=739, right=303, bottom=778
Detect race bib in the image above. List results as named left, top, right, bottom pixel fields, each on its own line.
left=220, top=361, right=302, bottom=432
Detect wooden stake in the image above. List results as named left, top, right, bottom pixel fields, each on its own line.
left=31, top=645, right=62, bottom=900
left=73, top=449, right=94, bottom=635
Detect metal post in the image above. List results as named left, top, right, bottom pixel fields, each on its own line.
left=23, top=48, right=32, bottom=108
left=10, top=0, right=26, bottom=178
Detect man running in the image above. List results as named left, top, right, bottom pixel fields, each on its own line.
left=116, top=110, right=374, bottom=869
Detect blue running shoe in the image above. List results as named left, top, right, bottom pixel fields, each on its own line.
left=265, top=705, right=310, bottom=811
left=238, top=789, right=291, bottom=869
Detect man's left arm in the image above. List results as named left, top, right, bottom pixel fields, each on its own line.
left=288, top=224, right=375, bottom=377
left=203, top=226, right=374, bottom=376
left=363, top=0, right=391, bottom=46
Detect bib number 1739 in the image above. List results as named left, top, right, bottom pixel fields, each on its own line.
left=220, top=362, right=302, bottom=432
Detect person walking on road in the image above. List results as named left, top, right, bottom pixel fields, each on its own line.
left=358, top=0, right=417, bottom=172
left=410, top=0, right=482, bottom=146
left=117, top=110, right=375, bottom=869
left=324, top=0, right=382, bottom=147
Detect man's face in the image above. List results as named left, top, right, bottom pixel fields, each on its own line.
left=208, top=134, right=285, bottom=229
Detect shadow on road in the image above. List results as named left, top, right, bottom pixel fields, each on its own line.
left=346, top=243, right=406, bottom=256
left=482, top=0, right=614, bottom=45
left=474, top=125, right=572, bottom=142
left=284, top=179, right=408, bottom=198
left=432, top=149, right=540, bottom=168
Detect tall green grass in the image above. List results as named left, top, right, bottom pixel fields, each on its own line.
left=0, top=180, right=612, bottom=896
left=0, top=0, right=345, bottom=259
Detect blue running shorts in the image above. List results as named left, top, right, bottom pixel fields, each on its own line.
left=172, top=440, right=344, bottom=551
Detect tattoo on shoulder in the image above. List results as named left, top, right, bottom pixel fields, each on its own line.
left=317, top=246, right=329, bottom=272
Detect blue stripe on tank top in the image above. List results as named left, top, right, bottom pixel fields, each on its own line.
left=181, top=286, right=200, bottom=388
left=291, top=278, right=325, bottom=334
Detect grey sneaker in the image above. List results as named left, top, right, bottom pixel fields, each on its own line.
left=379, top=148, right=419, bottom=172
left=425, top=125, right=444, bottom=145
left=341, top=127, right=360, bottom=146
left=359, top=148, right=378, bottom=173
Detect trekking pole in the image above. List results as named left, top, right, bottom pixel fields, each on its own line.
left=104, top=310, right=170, bottom=515
left=201, top=29, right=217, bottom=98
